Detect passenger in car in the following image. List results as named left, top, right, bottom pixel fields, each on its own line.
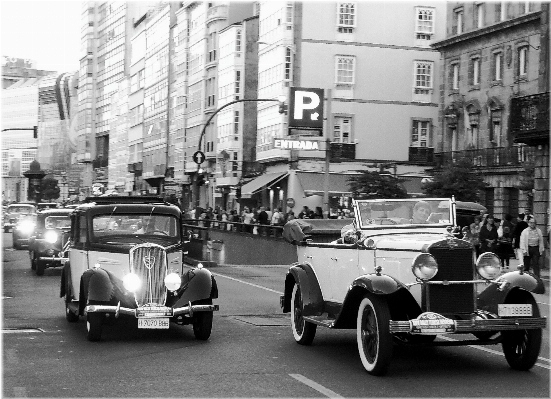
left=410, top=200, right=431, bottom=224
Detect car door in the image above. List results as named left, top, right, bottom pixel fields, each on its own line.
left=68, top=214, right=90, bottom=300
left=329, top=245, right=361, bottom=303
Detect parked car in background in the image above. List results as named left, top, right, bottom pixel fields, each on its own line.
left=3, top=203, right=37, bottom=232
left=12, top=214, right=37, bottom=249
left=28, top=208, right=73, bottom=275
left=36, top=202, right=60, bottom=211
left=60, top=196, right=219, bottom=341
left=281, top=198, right=546, bottom=375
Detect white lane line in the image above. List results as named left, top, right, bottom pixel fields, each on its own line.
left=210, top=271, right=283, bottom=295
left=290, top=374, right=344, bottom=398
left=439, top=336, right=551, bottom=369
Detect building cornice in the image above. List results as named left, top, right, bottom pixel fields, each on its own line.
left=432, top=11, right=542, bottom=50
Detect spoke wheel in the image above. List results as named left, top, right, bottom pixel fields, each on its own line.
left=290, top=284, right=317, bottom=345
left=502, top=329, right=542, bottom=370
left=192, top=299, right=213, bottom=340
left=35, top=260, right=45, bottom=276
left=357, top=294, right=393, bottom=375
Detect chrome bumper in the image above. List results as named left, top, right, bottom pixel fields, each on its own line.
left=85, top=303, right=219, bottom=318
left=38, top=257, right=68, bottom=264
left=390, top=317, right=547, bottom=334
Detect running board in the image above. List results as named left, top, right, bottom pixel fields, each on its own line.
left=303, top=315, right=336, bottom=328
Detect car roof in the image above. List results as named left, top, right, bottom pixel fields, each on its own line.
left=37, top=209, right=74, bottom=216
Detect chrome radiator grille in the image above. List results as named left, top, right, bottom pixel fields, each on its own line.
left=426, top=246, right=475, bottom=315
left=129, top=243, right=168, bottom=306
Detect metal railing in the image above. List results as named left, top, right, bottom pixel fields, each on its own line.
left=183, top=219, right=285, bottom=238
left=434, top=146, right=536, bottom=168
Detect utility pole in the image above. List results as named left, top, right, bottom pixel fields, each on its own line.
left=323, top=89, right=332, bottom=218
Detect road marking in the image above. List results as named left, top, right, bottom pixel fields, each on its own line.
left=209, top=271, right=283, bottom=295
left=289, top=374, right=343, bottom=398
left=439, top=336, right=551, bottom=369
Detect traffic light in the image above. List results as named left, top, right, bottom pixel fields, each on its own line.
left=33, top=126, right=38, bottom=138
left=278, top=101, right=287, bottom=114
left=196, top=173, right=206, bottom=186
left=235, top=187, right=241, bottom=199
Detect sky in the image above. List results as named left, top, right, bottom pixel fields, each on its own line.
left=1, top=0, right=82, bottom=73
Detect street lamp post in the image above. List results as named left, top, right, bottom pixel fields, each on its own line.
left=323, top=89, right=332, bottom=218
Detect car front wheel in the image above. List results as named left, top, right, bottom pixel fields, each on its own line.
left=35, top=259, right=45, bottom=276
left=357, top=294, right=393, bottom=376
left=290, top=283, right=317, bottom=345
left=502, top=328, right=542, bottom=370
left=192, top=299, right=213, bottom=340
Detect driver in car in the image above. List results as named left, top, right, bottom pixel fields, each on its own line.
left=410, top=200, right=431, bottom=224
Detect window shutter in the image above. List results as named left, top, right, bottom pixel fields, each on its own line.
left=468, top=60, right=474, bottom=85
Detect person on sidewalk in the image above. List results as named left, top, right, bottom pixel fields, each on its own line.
left=519, top=218, right=545, bottom=278
left=479, top=214, right=498, bottom=254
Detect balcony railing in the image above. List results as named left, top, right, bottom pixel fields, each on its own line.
left=434, top=146, right=536, bottom=168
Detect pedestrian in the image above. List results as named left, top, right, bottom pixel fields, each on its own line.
left=298, top=206, right=310, bottom=219
left=512, top=213, right=529, bottom=260
left=314, top=206, right=324, bottom=219
left=285, top=210, right=296, bottom=223
left=241, top=206, right=254, bottom=233
left=479, top=214, right=498, bottom=254
left=497, top=226, right=513, bottom=269
left=469, top=216, right=482, bottom=257
left=519, top=218, right=545, bottom=278
left=337, top=210, right=345, bottom=219
left=257, top=206, right=269, bottom=236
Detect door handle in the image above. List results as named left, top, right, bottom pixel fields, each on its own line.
left=331, top=257, right=338, bottom=261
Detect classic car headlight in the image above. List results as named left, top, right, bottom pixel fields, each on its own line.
left=123, top=273, right=142, bottom=292
left=412, top=253, right=438, bottom=281
left=16, top=221, right=35, bottom=234
left=164, top=273, right=181, bottom=291
left=44, top=230, right=59, bottom=244
left=476, top=252, right=501, bottom=280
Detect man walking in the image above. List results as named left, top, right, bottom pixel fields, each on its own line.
left=519, top=218, right=545, bottom=278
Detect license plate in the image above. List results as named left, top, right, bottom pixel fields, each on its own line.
left=138, top=318, right=169, bottom=329
left=410, top=312, right=456, bottom=334
left=498, top=304, right=532, bottom=317
left=136, top=306, right=173, bottom=318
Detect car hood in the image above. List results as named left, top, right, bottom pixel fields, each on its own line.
left=367, top=232, right=468, bottom=252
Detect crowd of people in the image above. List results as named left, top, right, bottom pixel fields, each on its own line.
left=461, top=210, right=546, bottom=278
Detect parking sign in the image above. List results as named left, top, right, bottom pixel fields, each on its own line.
left=288, top=87, right=324, bottom=130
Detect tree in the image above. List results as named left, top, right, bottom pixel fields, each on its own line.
left=40, top=177, right=60, bottom=201
left=422, top=157, right=488, bottom=202
left=348, top=170, right=408, bottom=199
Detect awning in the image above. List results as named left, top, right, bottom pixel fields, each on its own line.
left=296, top=172, right=354, bottom=196
left=241, top=172, right=288, bottom=197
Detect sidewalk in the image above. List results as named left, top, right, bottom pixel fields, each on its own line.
left=504, top=256, right=549, bottom=280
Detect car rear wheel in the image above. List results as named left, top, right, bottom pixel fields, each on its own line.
left=65, top=293, right=79, bottom=322
left=30, top=251, right=36, bottom=270
left=86, top=312, right=104, bottom=342
left=290, top=283, right=317, bottom=345
left=192, top=299, right=213, bottom=340
left=357, top=294, right=393, bottom=376
left=35, top=260, right=45, bottom=276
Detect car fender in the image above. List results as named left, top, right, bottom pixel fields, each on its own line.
left=478, top=271, right=545, bottom=313
left=60, top=262, right=71, bottom=299
left=173, top=267, right=215, bottom=306
left=82, top=267, right=114, bottom=303
left=282, top=263, right=324, bottom=316
left=351, top=273, right=406, bottom=295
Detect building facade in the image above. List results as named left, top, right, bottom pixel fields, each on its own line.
left=432, top=1, right=549, bottom=231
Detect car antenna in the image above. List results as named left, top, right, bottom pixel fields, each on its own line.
left=106, top=206, right=118, bottom=230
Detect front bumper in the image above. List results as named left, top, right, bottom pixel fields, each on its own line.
left=390, top=317, right=547, bottom=334
left=85, top=302, right=219, bottom=318
left=38, top=256, right=68, bottom=266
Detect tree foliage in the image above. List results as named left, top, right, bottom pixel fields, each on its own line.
left=348, top=170, right=408, bottom=199
left=422, top=157, right=488, bottom=202
left=40, top=177, right=60, bottom=201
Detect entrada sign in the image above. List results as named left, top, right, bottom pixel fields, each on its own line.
left=288, top=87, right=324, bottom=130
left=274, top=138, right=320, bottom=150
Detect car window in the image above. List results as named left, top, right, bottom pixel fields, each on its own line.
left=45, top=215, right=71, bottom=229
left=8, top=205, right=36, bottom=214
left=356, top=199, right=452, bottom=228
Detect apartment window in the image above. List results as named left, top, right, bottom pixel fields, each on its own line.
left=414, top=61, right=433, bottom=93
left=451, top=63, right=460, bottom=90
left=236, top=30, right=242, bottom=53
left=333, top=117, right=352, bottom=143
left=286, top=3, right=293, bottom=30
left=454, top=8, right=464, bottom=34
left=415, top=7, right=434, bottom=40
left=284, top=48, right=293, bottom=81
left=523, top=1, right=531, bottom=14
left=335, top=56, right=355, bottom=85
left=518, top=46, right=528, bottom=76
left=470, top=56, right=481, bottom=85
left=492, top=51, right=503, bottom=81
left=234, top=111, right=239, bottom=135
left=475, top=3, right=484, bottom=29
left=337, top=2, right=356, bottom=33
left=235, top=71, right=241, bottom=100
left=411, top=120, right=431, bottom=147
left=498, top=2, right=507, bottom=21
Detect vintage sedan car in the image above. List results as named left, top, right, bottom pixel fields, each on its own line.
left=3, top=203, right=37, bottom=232
left=59, top=196, right=219, bottom=341
left=280, top=198, right=546, bottom=376
left=12, top=214, right=37, bottom=249
left=28, top=208, right=73, bottom=275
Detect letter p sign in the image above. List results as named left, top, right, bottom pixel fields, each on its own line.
left=289, top=87, right=324, bottom=130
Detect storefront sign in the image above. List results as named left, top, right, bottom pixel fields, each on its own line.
left=274, top=138, right=320, bottom=151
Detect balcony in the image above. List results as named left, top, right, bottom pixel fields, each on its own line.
left=408, top=146, right=434, bottom=164
left=206, top=5, right=228, bottom=24
left=510, top=92, right=549, bottom=146
left=434, top=146, right=536, bottom=169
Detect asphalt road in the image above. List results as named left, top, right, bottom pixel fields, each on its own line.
left=2, top=233, right=550, bottom=398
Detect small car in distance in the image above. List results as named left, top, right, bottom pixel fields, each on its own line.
left=59, top=196, right=219, bottom=341
left=280, top=198, right=546, bottom=375
left=28, top=208, right=73, bottom=275
left=3, top=203, right=37, bottom=232
left=12, top=214, right=37, bottom=249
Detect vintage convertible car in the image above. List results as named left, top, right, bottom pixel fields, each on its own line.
left=59, top=196, right=218, bottom=341
left=12, top=214, right=37, bottom=249
left=28, top=208, right=73, bottom=275
left=3, top=203, right=37, bottom=232
left=280, top=198, right=546, bottom=376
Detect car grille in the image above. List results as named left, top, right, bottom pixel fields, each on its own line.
left=426, top=244, right=475, bottom=315
left=129, top=243, right=168, bottom=307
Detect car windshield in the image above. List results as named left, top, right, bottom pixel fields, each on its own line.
left=91, top=214, right=180, bottom=240
left=355, top=198, right=453, bottom=229
left=8, top=205, right=36, bottom=214
left=45, top=215, right=71, bottom=229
